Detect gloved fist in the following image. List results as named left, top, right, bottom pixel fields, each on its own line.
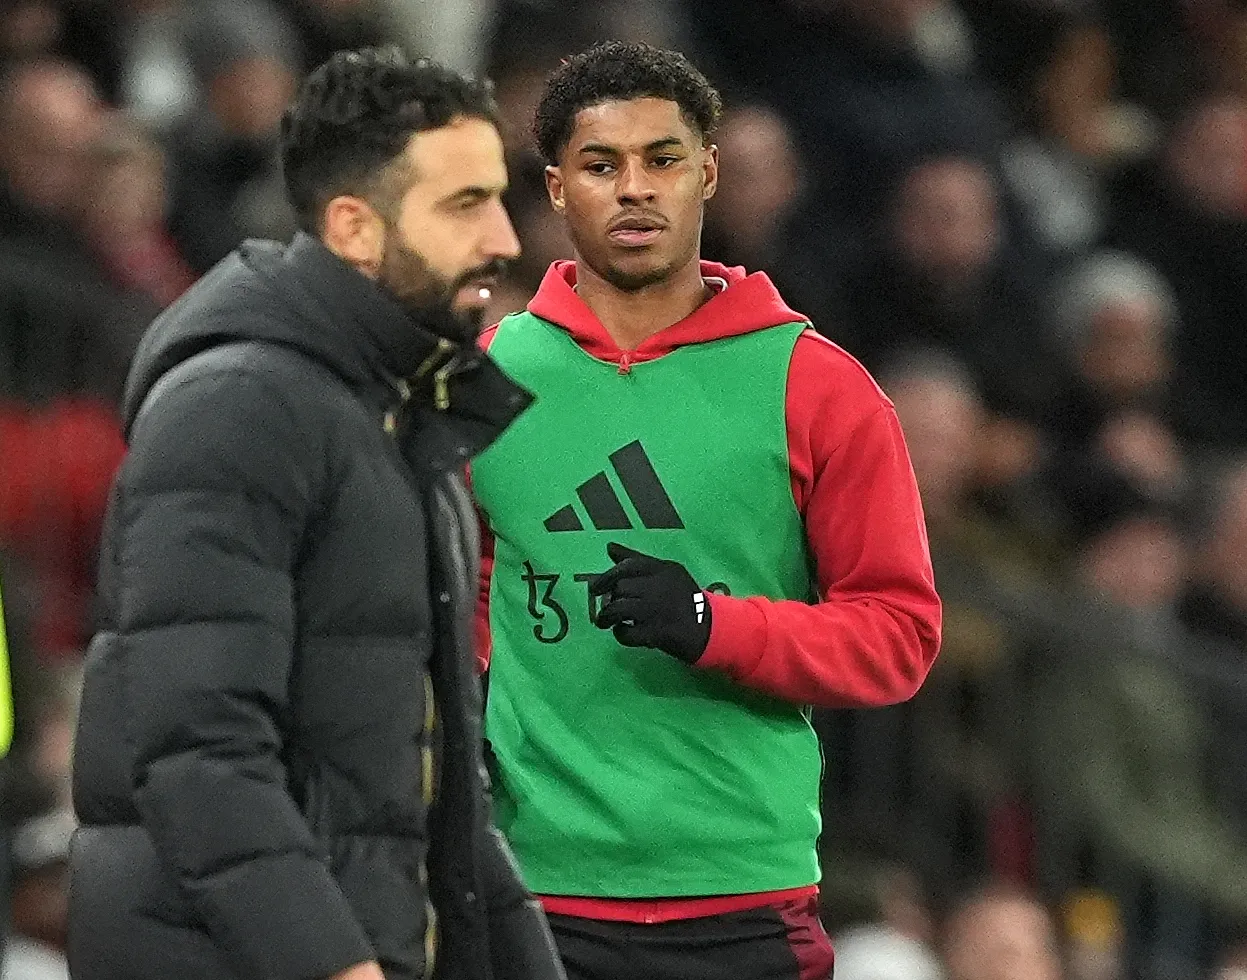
left=588, top=542, right=711, bottom=664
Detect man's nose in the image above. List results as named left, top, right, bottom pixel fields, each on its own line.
left=616, top=157, right=657, bottom=204
left=485, top=199, right=521, bottom=261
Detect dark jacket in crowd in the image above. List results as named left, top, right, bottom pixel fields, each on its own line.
left=68, top=233, right=564, bottom=980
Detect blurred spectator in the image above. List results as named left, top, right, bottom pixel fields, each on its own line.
left=1035, top=466, right=1247, bottom=980
left=833, top=922, right=946, bottom=980
left=0, top=0, right=62, bottom=62
left=101, top=0, right=196, bottom=129
left=0, top=58, right=152, bottom=405
left=1184, top=0, right=1247, bottom=104
left=2, top=807, right=72, bottom=980
left=829, top=0, right=979, bottom=78
left=0, top=400, right=127, bottom=658
left=999, top=11, right=1156, bottom=257
left=273, top=0, right=387, bottom=74
left=1, top=656, right=78, bottom=979
left=93, top=0, right=301, bottom=134
left=1061, top=889, right=1126, bottom=980
left=1096, top=0, right=1208, bottom=119
left=684, top=0, right=1010, bottom=228
left=162, top=0, right=300, bottom=273
left=0, top=57, right=104, bottom=235
left=943, top=883, right=1065, bottom=980
left=702, top=104, right=804, bottom=272
left=492, top=62, right=551, bottom=160
left=386, top=0, right=496, bottom=75
left=0, top=60, right=139, bottom=656
left=22, top=661, right=80, bottom=814
left=844, top=154, right=1067, bottom=448
left=1068, top=466, right=1191, bottom=615
left=0, top=60, right=141, bottom=656
left=79, top=114, right=197, bottom=308
left=1180, top=460, right=1247, bottom=650
left=1215, top=941, right=1247, bottom=980
left=827, top=863, right=946, bottom=980
left=1047, top=250, right=1201, bottom=503
left=484, top=9, right=590, bottom=161
left=884, top=344, right=1066, bottom=588
left=818, top=351, right=1059, bottom=906
left=1108, top=91, right=1247, bottom=447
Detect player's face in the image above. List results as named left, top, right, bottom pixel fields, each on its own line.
left=380, top=117, right=521, bottom=337
left=547, top=97, right=718, bottom=292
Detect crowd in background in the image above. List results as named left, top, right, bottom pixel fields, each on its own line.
left=3, top=1, right=1247, bottom=979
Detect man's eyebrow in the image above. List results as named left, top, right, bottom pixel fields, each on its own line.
left=577, top=136, right=687, bottom=155
left=438, top=184, right=505, bottom=206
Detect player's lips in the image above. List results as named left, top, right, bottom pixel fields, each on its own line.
left=608, top=212, right=667, bottom=247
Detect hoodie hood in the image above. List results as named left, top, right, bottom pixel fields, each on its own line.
left=526, top=260, right=808, bottom=362
left=122, top=232, right=459, bottom=435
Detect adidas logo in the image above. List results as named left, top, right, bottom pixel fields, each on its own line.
left=544, top=440, right=684, bottom=532
left=694, top=592, right=706, bottom=624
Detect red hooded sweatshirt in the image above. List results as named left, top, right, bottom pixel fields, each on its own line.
left=475, top=260, right=942, bottom=923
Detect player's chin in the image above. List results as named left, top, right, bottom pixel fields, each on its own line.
left=604, top=256, right=672, bottom=292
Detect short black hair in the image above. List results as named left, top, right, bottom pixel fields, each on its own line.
left=533, top=41, right=722, bottom=165
left=280, top=46, right=499, bottom=233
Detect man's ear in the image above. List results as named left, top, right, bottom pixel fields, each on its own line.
left=322, top=195, right=386, bottom=276
left=545, top=165, right=566, bottom=213
left=702, top=144, right=719, bottom=201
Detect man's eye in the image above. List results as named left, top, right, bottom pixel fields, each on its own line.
left=653, top=156, right=680, bottom=168
left=586, top=162, right=615, bottom=175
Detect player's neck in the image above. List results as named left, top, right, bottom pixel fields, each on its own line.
left=574, top=257, right=711, bottom=352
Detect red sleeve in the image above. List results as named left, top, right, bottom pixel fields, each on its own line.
left=695, top=331, right=942, bottom=708
left=472, top=324, right=502, bottom=675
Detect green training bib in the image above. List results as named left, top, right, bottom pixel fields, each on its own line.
left=472, top=313, right=822, bottom=897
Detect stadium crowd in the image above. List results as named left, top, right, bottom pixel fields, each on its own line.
left=3, top=1, right=1247, bottom=978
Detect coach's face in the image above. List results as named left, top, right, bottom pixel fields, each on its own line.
left=326, top=115, right=521, bottom=340
left=547, top=97, right=718, bottom=291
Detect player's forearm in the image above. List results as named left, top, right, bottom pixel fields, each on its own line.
left=696, top=588, right=940, bottom=707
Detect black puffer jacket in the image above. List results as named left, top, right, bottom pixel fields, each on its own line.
left=69, top=233, right=562, bottom=980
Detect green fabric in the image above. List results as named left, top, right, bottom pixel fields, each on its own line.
left=0, top=571, right=11, bottom=757
left=473, top=312, right=821, bottom=897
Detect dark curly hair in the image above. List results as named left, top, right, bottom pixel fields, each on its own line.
left=533, top=41, right=722, bottom=166
left=281, top=47, right=499, bottom=233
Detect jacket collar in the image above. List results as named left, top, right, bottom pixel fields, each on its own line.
left=283, top=232, right=457, bottom=392
left=282, top=233, right=534, bottom=465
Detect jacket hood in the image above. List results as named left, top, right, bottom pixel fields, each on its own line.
left=525, top=260, right=808, bottom=361
left=122, top=232, right=461, bottom=434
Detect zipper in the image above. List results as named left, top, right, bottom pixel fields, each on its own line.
left=432, top=362, right=453, bottom=411
left=383, top=378, right=413, bottom=436
left=617, top=351, right=633, bottom=375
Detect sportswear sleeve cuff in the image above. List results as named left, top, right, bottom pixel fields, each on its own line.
left=696, top=592, right=768, bottom=678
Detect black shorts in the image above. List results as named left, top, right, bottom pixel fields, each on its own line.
left=546, top=896, right=835, bottom=980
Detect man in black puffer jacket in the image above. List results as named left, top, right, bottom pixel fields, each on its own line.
left=68, top=48, right=565, bottom=980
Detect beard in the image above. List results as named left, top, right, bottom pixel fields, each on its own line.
left=377, top=234, right=504, bottom=346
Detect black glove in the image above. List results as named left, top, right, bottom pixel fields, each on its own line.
left=589, top=542, right=711, bottom=664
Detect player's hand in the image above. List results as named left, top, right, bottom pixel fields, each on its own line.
left=589, top=542, right=711, bottom=664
